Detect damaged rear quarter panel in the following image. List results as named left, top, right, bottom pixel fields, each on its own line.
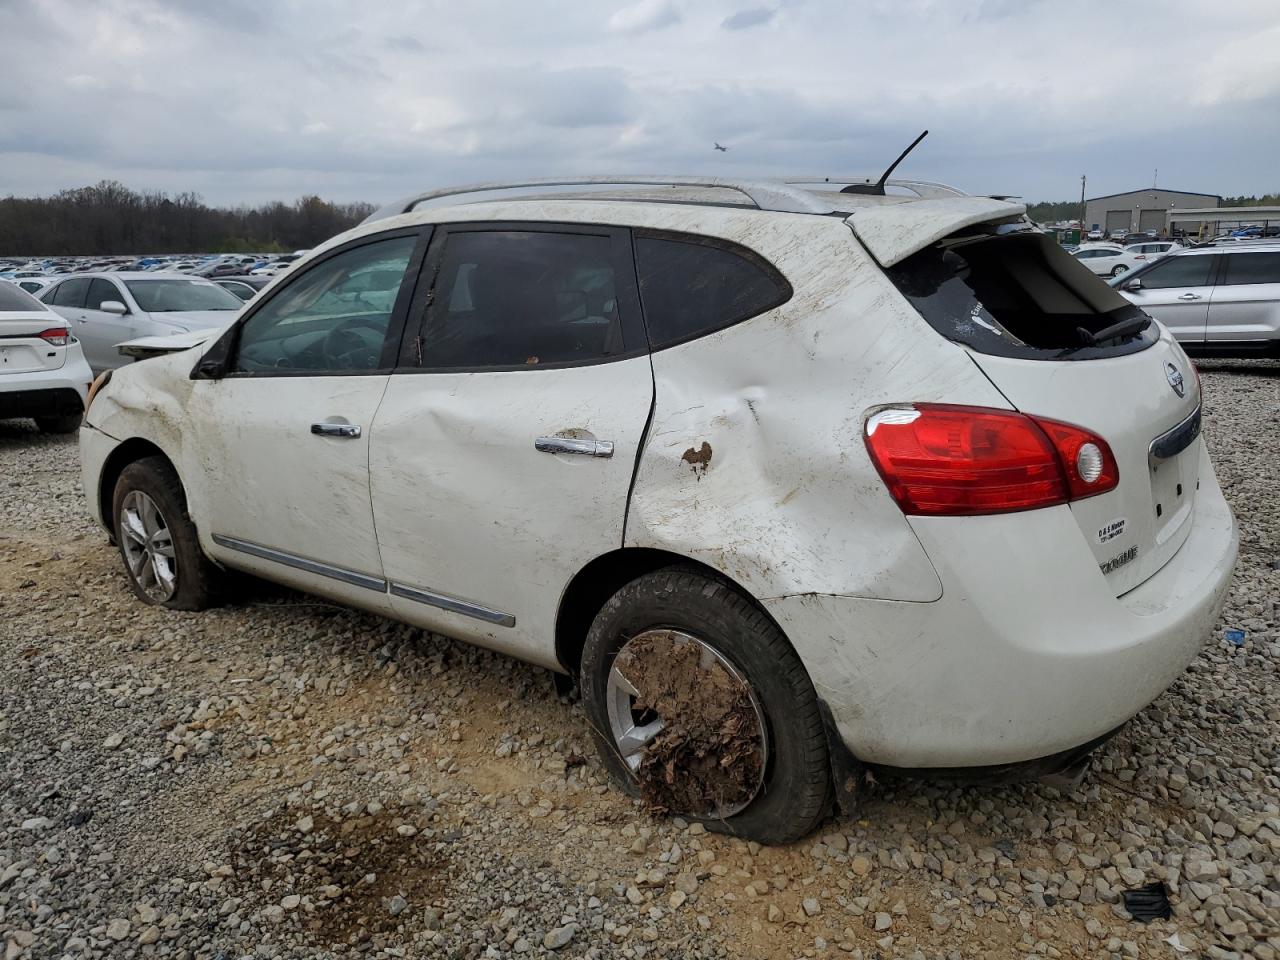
left=625, top=216, right=1012, bottom=602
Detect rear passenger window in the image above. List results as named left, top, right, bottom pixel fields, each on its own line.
left=634, top=234, right=791, bottom=348
left=423, top=230, right=625, bottom=368
left=1139, top=256, right=1213, bottom=289
left=1221, top=252, right=1280, bottom=285
left=51, top=278, right=90, bottom=308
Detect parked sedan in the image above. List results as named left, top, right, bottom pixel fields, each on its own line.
left=214, top=275, right=272, bottom=301
left=39, top=272, right=242, bottom=372
left=1071, top=243, right=1140, bottom=277
left=1113, top=242, right=1280, bottom=355
left=0, top=281, right=93, bottom=432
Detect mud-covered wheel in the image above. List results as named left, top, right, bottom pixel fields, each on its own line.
left=35, top=413, right=82, bottom=434
left=111, top=456, right=224, bottom=611
left=580, top=566, right=832, bottom=844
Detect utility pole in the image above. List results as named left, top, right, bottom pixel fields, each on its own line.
left=1080, top=175, right=1087, bottom=234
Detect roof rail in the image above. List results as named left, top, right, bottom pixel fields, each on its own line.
left=360, top=175, right=838, bottom=225
left=784, top=177, right=967, bottom=199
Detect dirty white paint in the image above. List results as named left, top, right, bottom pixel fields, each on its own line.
left=968, top=328, right=1203, bottom=596
left=847, top=196, right=1026, bottom=267
left=766, top=441, right=1236, bottom=767
left=624, top=214, right=1010, bottom=602
left=368, top=358, right=653, bottom=669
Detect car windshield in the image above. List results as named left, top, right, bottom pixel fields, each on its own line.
left=125, top=278, right=242, bottom=312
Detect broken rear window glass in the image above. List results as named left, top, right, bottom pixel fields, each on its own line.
left=888, top=231, right=1157, bottom=360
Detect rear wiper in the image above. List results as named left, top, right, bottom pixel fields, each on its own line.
left=1059, top=315, right=1150, bottom=357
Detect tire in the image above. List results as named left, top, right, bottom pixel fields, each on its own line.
left=111, top=456, right=224, bottom=611
left=1111, top=264, right=1128, bottom=277
left=35, top=413, right=82, bottom=434
left=580, top=566, right=832, bottom=844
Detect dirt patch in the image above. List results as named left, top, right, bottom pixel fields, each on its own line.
left=618, top=631, right=763, bottom=818
left=680, top=441, right=713, bottom=476
left=228, top=808, right=452, bottom=949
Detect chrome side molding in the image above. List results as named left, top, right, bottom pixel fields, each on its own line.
left=211, top=535, right=517, bottom=627
left=211, top=535, right=386, bottom=591
left=389, top=582, right=516, bottom=627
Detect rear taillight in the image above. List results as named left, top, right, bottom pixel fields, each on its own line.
left=38, top=327, right=71, bottom=346
left=864, top=404, right=1119, bottom=516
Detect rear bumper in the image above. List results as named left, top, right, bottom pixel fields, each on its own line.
left=765, top=443, right=1237, bottom=768
left=0, top=360, right=91, bottom=419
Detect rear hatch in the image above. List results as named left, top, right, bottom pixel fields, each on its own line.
left=870, top=220, right=1201, bottom=595
left=0, top=283, right=69, bottom=375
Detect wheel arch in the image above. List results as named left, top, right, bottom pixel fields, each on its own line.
left=554, top=547, right=791, bottom=676
left=98, top=438, right=176, bottom=534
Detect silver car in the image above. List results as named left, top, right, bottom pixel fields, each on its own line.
left=39, top=272, right=243, bottom=371
left=1113, top=242, right=1280, bottom=356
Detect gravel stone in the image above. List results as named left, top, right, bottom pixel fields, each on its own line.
left=0, top=362, right=1276, bottom=957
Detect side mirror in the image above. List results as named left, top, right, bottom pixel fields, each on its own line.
left=100, top=300, right=128, bottom=315
left=1122, top=279, right=1142, bottom=292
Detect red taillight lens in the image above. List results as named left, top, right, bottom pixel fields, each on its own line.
left=864, top=404, right=1118, bottom=516
left=38, top=327, right=70, bottom=346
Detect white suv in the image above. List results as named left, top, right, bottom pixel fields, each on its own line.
left=78, top=176, right=1237, bottom=843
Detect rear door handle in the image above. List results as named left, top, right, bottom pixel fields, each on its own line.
left=311, top=422, right=361, bottom=439
left=535, top=436, right=614, bottom=458
left=1177, top=293, right=1202, bottom=301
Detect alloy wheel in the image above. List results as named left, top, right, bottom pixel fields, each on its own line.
left=605, top=628, right=768, bottom=818
left=119, top=490, right=178, bottom=602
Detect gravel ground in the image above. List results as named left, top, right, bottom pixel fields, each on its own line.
left=1, top=360, right=1277, bottom=960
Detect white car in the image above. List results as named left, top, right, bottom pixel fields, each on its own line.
left=1072, top=242, right=1142, bottom=277
left=78, top=175, right=1237, bottom=843
left=4, top=276, right=56, bottom=297
left=1126, top=240, right=1182, bottom=266
left=39, top=272, right=243, bottom=372
left=0, top=281, right=93, bottom=432
left=249, top=261, right=293, bottom=277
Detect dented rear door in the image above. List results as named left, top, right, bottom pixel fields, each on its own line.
left=368, top=223, right=653, bottom=670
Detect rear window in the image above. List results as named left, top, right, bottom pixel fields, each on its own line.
left=634, top=233, right=791, bottom=348
left=1221, top=251, right=1280, bottom=286
left=889, top=231, right=1156, bottom=360
left=0, top=282, right=47, bottom=312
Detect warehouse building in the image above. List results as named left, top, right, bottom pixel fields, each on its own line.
left=1084, top=188, right=1220, bottom=237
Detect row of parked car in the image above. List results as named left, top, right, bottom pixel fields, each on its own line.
left=0, top=251, right=308, bottom=290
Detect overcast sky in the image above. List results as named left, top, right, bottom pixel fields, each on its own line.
left=3, top=0, right=1278, bottom=207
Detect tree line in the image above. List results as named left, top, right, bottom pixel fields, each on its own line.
left=0, top=181, right=376, bottom=256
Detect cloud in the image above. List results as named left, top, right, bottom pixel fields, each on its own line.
left=608, top=0, right=681, bottom=34
left=721, top=7, right=776, bottom=30
left=0, top=0, right=1276, bottom=208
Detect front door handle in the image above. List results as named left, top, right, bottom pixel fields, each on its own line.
left=311, top=422, right=362, bottom=439
left=535, top=436, right=614, bottom=458
left=1177, top=293, right=1202, bottom=301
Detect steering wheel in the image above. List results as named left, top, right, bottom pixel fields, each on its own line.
left=321, top=317, right=380, bottom=368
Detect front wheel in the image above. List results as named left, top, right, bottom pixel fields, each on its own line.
left=580, top=567, right=832, bottom=844
left=111, top=456, right=224, bottom=611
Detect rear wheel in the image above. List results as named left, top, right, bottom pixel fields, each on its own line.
left=111, top=457, right=223, bottom=611
left=1110, top=264, right=1128, bottom=277
left=580, top=567, right=832, bottom=844
left=35, top=413, right=82, bottom=434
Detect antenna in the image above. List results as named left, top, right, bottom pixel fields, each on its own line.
left=841, top=130, right=929, bottom=195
